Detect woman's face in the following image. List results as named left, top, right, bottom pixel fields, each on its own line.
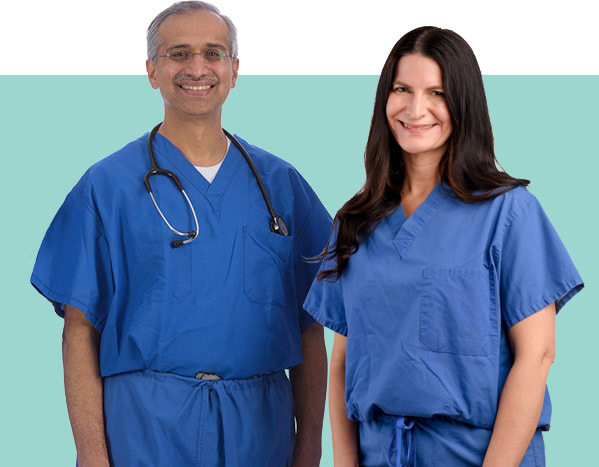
left=386, top=54, right=452, bottom=161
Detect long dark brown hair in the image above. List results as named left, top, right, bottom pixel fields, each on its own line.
left=318, top=26, right=529, bottom=280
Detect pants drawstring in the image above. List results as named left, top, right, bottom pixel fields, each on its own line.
left=386, top=416, right=415, bottom=467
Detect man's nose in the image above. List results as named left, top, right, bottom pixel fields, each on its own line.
left=185, top=53, right=210, bottom=74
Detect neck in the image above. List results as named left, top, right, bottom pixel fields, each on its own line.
left=401, top=150, right=442, bottom=197
left=158, top=113, right=228, bottom=166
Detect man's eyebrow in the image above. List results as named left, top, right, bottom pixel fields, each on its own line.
left=166, top=44, right=190, bottom=51
left=204, top=43, right=227, bottom=49
left=166, top=43, right=227, bottom=51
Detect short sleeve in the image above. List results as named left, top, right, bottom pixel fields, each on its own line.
left=303, top=224, right=349, bottom=336
left=291, top=173, right=333, bottom=332
left=31, top=187, right=113, bottom=331
left=496, top=195, right=583, bottom=328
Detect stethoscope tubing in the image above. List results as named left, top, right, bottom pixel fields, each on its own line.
left=221, top=128, right=288, bottom=236
left=144, top=123, right=287, bottom=248
left=148, top=189, right=199, bottom=239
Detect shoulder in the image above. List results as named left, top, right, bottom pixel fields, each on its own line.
left=231, top=134, right=315, bottom=192
left=441, top=185, right=544, bottom=244
left=491, top=185, right=539, bottom=228
left=74, top=134, right=148, bottom=194
left=498, top=185, right=536, bottom=209
left=232, top=135, right=296, bottom=173
left=232, top=134, right=331, bottom=233
left=456, top=185, right=538, bottom=221
left=483, top=186, right=555, bottom=252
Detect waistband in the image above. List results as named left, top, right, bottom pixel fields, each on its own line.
left=381, top=414, right=483, bottom=467
left=379, top=414, right=544, bottom=467
left=105, top=369, right=288, bottom=391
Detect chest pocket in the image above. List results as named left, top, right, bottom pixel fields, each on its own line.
left=420, top=267, right=498, bottom=357
left=243, top=226, right=294, bottom=309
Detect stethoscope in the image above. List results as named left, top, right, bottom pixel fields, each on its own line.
left=143, top=123, right=288, bottom=248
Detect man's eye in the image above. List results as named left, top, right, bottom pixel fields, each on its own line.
left=169, top=51, right=190, bottom=60
left=205, top=50, right=224, bottom=61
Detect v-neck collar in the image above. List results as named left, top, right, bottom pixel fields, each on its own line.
left=387, top=180, right=451, bottom=258
left=150, top=133, right=244, bottom=212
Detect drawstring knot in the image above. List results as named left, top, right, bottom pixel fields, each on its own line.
left=386, top=416, right=415, bottom=467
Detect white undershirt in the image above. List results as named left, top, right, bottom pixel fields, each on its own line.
left=194, top=137, right=231, bottom=183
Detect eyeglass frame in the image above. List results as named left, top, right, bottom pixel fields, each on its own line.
left=154, top=48, right=237, bottom=64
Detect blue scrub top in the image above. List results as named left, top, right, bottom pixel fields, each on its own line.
left=304, top=181, right=583, bottom=430
left=32, top=132, right=332, bottom=379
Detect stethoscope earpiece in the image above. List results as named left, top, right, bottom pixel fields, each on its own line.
left=270, top=216, right=289, bottom=237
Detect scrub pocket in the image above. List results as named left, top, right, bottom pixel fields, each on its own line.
left=420, top=267, right=497, bottom=356
left=243, top=226, right=293, bottom=308
left=171, top=241, right=192, bottom=301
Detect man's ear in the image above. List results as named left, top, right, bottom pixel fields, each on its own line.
left=146, top=59, right=159, bottom=89
left=231, top=57, right=239, bottom=89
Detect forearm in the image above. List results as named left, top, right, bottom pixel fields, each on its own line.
left=483, top=357, right=552, bottom=466
left=289, top=323, right=327, bottom=467
left=484, top=304, right=555, bottom=467
left=63, top=306, right=110, bottom=466
left=329, top=334, right=359, bottom=467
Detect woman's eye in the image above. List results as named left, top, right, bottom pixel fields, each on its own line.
left=393, top=87, right=408, bottom=93
left=432, top=91, right=446, bottom=98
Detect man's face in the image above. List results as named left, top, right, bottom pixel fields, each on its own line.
left=146, top=10, right=239, bottom=122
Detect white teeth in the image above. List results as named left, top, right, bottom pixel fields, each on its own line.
left=402, top=122, right=434, bottom=130
left=181, top=84, right=212, bottom=90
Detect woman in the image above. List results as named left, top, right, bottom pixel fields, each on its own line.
left=304, top=27, right=583, bottom=466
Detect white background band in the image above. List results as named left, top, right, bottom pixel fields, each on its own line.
left=1, top=0, right=596, bottom=75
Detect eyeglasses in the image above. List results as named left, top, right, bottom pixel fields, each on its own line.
left=156, top=49, right=235, bottom=64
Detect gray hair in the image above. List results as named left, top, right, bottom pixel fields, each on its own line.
left=147, top=1, right=238, bottom=60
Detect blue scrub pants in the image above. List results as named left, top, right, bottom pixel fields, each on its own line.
left=103, top=370, right=295, bottom=466
left=359, top=413, right=545, bottom=467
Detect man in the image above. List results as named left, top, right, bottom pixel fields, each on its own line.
left=31, top=2, right=330, bottom=465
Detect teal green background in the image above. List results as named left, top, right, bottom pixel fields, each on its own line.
left=1, top=76, right=596, bottom=465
